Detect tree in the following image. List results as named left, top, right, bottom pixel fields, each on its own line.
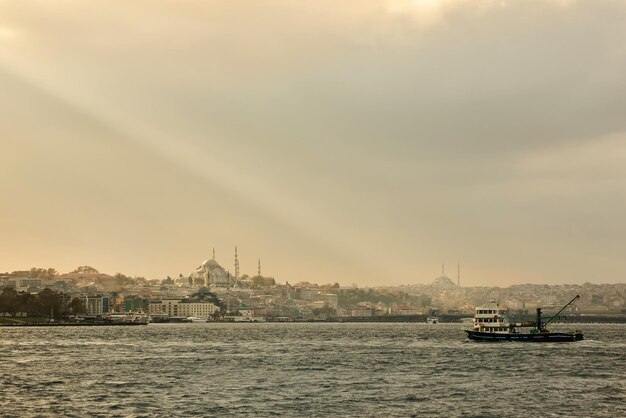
left=0, top=288, right=19, bottom=315
left=212, top=310, right=221, bottom=321
left=251, top=276, right=276, bottom=289
left=112, top=273, right=134, bottom=287
left=45, top=268, right=59, bottom=279
left=18, top=292, right=37, bottom=315
left=67, top=297, right=86, bottom=315
left=419, top=294, right=432, bottom=308
left=312, top=306, right=337, bottom=320
left=36, top=288, right=63, bottom=319
left=71, top=266, right=99, bottom=274
left=190, top=289, right=226, bottom=311
left=27, top=267, right=58, bottom=279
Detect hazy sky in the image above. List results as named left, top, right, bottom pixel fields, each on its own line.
left=1, top=0, right=625, bottom=286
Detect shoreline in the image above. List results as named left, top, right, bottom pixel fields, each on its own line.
left=3, top=313, right=625, bottom=327
left=0, top=322, right=148, bottom=327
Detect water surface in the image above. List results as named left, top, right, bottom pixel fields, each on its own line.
left=1, top=323, right=624, bottom=417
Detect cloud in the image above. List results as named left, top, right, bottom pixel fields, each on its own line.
left=1, top=1, right=625, bottom=284
left=518, top=132, right=626, bottom=182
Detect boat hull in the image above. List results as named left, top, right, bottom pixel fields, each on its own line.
left=465, top=330, right=582, bottom=342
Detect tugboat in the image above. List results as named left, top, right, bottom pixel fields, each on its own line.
left=465, top=295, right=584, bottom=342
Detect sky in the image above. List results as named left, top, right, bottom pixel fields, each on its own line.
left=1, top=0, right=625, bottom=287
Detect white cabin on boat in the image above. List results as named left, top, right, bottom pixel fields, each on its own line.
left=472, top=302, right=510, bottom=333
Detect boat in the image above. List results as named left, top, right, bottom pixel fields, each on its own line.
left=107, top=312, right=151, bottom=324
left=426, top=317, right=439, bottom=324
left=465, top=295, right=584, bottom=342
left=232, top=316, right=266, bottom=322
left=186, top=317, right=208, bottom=323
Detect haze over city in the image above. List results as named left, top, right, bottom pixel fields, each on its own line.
left=1, top=0, right=625, bottom=286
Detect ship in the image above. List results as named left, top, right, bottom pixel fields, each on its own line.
left=465, top=295, right=584, bottom=342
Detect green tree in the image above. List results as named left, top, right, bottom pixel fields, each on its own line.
left=71, top=266, right=99, bottom=274
left=67, top=297, right=86, bottom=315
left=18, top=292, right=37, bottom=315
left=112, top=273, right=134, bottom=287
left=36, top=288, right=63, bottom=319
left=312, top=306, right=337, bottom=319
left=251, top=276, right=276, bottom=289
left=45, top=268, right=59, bottom=279
left=419, top=294, right=432, bottom=307
left=27, top=267, right=58, bottom=279
left=0, top=288, right=19, bottom=315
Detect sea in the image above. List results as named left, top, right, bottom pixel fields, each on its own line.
left=1, top=323, right=624, bottom=417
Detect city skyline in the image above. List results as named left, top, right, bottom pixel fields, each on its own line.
left=2, top=1, right=626, bottom=286
left=3, top=251, right=624, bottom=288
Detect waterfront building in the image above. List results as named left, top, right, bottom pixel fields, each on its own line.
left=149, top=298, right=182, bottom=317
left=351, top=307, right=372, bottom=317
left=124, top=297, right=145, bottom=313
left=85, top=295, right=109, bottom=316
left=238, top=305, right=254, bottom=320
left=149, top=298, right=220, bottom=319
left=179, top=301, right=220, bottom=318
left=393, top=306, right=421, bottom=316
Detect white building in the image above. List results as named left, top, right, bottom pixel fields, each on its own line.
left=85, top=295, right=107, bottom=316
left=149, top=298, right=220, bottom=319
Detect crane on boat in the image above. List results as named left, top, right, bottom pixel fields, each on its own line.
left=537, top=295, right=580, bottom=331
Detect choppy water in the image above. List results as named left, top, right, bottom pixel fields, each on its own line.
left=1, top=323, right=625, bottom=417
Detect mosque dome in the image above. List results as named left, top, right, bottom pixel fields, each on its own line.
left=201, top=259, right=220, bottom=268
left=432, top=275, right=457, bottom=289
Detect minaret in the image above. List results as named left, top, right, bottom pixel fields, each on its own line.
left=258, top=259, right=261, bottom=277
left=226, top=271, right=231, bottom=313
left=442, top=263, right=445, bottom=276
left=457, top=262, right=460, bottom=287
left=234, top=246, right=240, bottom=280
left=212, top=248, right=216, bottom=261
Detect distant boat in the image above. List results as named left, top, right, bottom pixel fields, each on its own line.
left=233, top=316, right=266, bottom=322
left=108, top=312, right=150, bottom=324
left=465, top=295, right=584, bottom=342
left=186, top=317, right=208, bottom=323
left=426, top=317, right=439, bottom=324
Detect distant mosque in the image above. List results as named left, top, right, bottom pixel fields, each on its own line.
left=432, top=262, right=462, bottom=288
left=189, top=246, right=263, bottom=289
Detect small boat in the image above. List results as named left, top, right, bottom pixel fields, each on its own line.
left=232, top=316, right=266, bottom=322
left=465, top=295, right=584, bottom=342
left=186, top=317, right=208, bottom=323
